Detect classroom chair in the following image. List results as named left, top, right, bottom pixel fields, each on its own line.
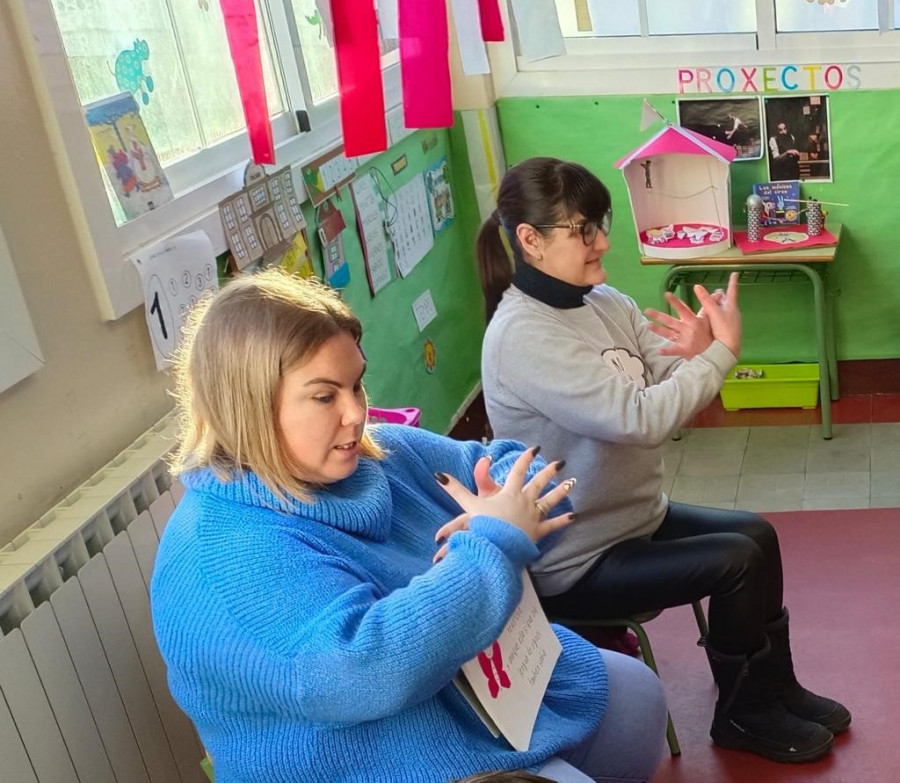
left=549, top=601, right=709, bottom=756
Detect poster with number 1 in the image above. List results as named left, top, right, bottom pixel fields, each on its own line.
left=130, top=231, right=219, bottom=370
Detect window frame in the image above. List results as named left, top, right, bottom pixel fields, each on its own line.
left=12, top=0, right=401, bottom=320
left=491, top=0, right=900, bottom=98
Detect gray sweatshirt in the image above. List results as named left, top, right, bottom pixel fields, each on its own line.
left=482, top=285, right=737, bottom=596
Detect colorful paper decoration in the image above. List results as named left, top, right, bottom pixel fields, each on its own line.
left=221, top=0, right=275, bottom=164
left=219, top=163, right=306, bottom=270
left=399, top=0, right=452, bottom=129
left=332, top=0, right=386, bottom=156
left=84, top=93, right=173, bottom=222
left=477, top=0, right=504, bottom=41
left=114, top=40, right=154, bottom=105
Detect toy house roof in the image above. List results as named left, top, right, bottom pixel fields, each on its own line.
left=614, top=125, right=737, bottom=169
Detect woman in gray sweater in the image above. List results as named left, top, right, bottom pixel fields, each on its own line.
left=475, top=157, right=849, bottom=765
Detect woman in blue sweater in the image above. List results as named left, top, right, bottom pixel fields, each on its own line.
left=150, top=269, right=667, bottom=783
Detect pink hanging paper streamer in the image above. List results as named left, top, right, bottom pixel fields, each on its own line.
left=220, top=0, right=275, bottom=164
left=477, top=0, right=504, bottom=41
left=332, top=0, right=387, bottom=155
left=399, top=0, right=452, bottom=128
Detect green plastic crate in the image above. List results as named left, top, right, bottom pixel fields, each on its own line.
left=720, top=364, right=820, bottom=411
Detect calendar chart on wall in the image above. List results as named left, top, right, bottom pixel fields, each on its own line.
left=388, top=173, right=434, bottom=277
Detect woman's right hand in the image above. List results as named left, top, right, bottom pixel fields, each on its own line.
left=432, top=448, right=576, bottom=562
left=694, top=272, right=742, bottom=358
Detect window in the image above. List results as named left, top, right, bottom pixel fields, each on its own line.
left=51, top=0, right=286, bottom=166
left=555, top=0, right=756, bottom=38
left=775, top=0, right=879, bottom=32
left=287, top=0, right=398, bottom=105
left=17, top=0, right=403, bottom=318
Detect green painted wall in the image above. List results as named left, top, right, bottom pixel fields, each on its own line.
left=498, top=93, right=897, bottom=363
left=301, top=116, right=484, bottom=433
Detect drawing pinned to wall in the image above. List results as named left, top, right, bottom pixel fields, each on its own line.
left=677, top=97, right=763, bottom=161
left=130, top=231, right=219, bottom=370
left=425, top=157, right=455, bottom=234
left=219, top=162, right=307, bottom=270
left=388, top=172, right=434, bottom=277
left=302, top=146, right=373, bottom=207
left=114, top=39, right=154, bottom=105
left=84, top=92, right=173, bottom=222
left=317, top=198, right=350, bottom=288
left=350, top=170, right=393, bottom=296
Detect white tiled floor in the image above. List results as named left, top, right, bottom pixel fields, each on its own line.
left=663, top=422, right=900, bottom=512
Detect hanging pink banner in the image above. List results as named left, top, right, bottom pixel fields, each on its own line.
left=399, top=0, right=452, bottom=129
left=477, top=0, right=504, bottom=41
left=332, top=0, right=387, bottom=155
left=220, top=0, right=275, bottom=164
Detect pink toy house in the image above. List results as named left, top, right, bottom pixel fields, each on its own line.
left=614, top=125, right=737, bottom=260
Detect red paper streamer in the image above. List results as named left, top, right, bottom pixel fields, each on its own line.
left=220, top=0, right=275, bottom=164
left=332, top=0, right=387, bottom=155
left=477, top=0, right=504, bottom=41
left=399, top=0, right=452, bottom=129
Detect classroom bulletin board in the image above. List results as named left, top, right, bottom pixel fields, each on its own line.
left=498, top=92, right=898, bottom=364
left=299, top=117, right=485, bottom=434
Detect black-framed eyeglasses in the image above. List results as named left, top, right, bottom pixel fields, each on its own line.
left=532, top=210, right=613, bottom=245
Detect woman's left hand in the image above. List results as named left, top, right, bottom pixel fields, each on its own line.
left=432, top=452, right=573, bottom=563
left=644, top=291, right=717, bottom=359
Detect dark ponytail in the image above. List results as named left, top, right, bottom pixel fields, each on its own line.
left=474, top=157, right=612, bottom=324
left=476, top=211, right=511, bottom=323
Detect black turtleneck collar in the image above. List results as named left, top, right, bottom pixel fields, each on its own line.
left=512, top=258, right=592, bottom=309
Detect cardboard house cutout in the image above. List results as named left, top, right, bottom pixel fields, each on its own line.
left=615, top=125, right=737, bottom=260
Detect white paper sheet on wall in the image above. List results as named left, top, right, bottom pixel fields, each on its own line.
left=449, top=0, right=490, bottom=75
left=388, top=173, right=434, bottom=277
left=387, top=106, right=416, bottom=147
left=130, top=231, right=219, bottom=371
left=411, top=289, right=438, bottom=331
left=509, top=0, right=566, bottom=61
left=350, top=172, right=393, bottom=296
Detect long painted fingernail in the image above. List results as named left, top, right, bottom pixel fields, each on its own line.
left=562, top=478, right=577, bottom=491
left=435, top=536, right=447, bottom=546
left=434, top=472, right=449, bottom=485
left=568, top=512, right=577, bottom=521
left=531, top=445, right=542, bottom=457
left=555, top=459, right=566, bottom=472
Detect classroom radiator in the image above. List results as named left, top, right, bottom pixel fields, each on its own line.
left=0, top=413, right=209, bottom=783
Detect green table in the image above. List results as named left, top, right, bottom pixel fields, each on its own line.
left=641, top=224, right=841, bottom=439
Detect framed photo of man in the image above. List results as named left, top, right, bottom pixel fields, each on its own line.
left=676, top=97, right=763, bottom=161
left=764, top=95, right=832, bottom=182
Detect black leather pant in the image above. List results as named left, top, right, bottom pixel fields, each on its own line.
left=540, top=502, right=784, bottom=655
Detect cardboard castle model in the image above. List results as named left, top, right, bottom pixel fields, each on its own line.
left=615, top=125, right=737, bottom=260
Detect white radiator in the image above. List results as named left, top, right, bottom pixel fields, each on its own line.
left=0, top=414, right=208, bottom=783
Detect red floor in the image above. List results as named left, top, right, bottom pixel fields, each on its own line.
left=649, top=507, right=900, bottom=783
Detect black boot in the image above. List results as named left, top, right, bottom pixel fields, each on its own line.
left=761, top=608, right=852, bottom=733
left=704, top=639, right=834, bottom=763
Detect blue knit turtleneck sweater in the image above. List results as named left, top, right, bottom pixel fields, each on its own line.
left=150, top=425, right=608, bottom=782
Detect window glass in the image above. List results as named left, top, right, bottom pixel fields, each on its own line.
left=775, top=0, right=878, bottom=32
left=51, top=0, right=284, bottom=164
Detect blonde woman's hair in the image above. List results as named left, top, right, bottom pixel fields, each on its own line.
left=170, top=268, right=383, bottom=502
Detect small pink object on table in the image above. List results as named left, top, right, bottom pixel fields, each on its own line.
left=368, top=407, right=422, bottom=427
